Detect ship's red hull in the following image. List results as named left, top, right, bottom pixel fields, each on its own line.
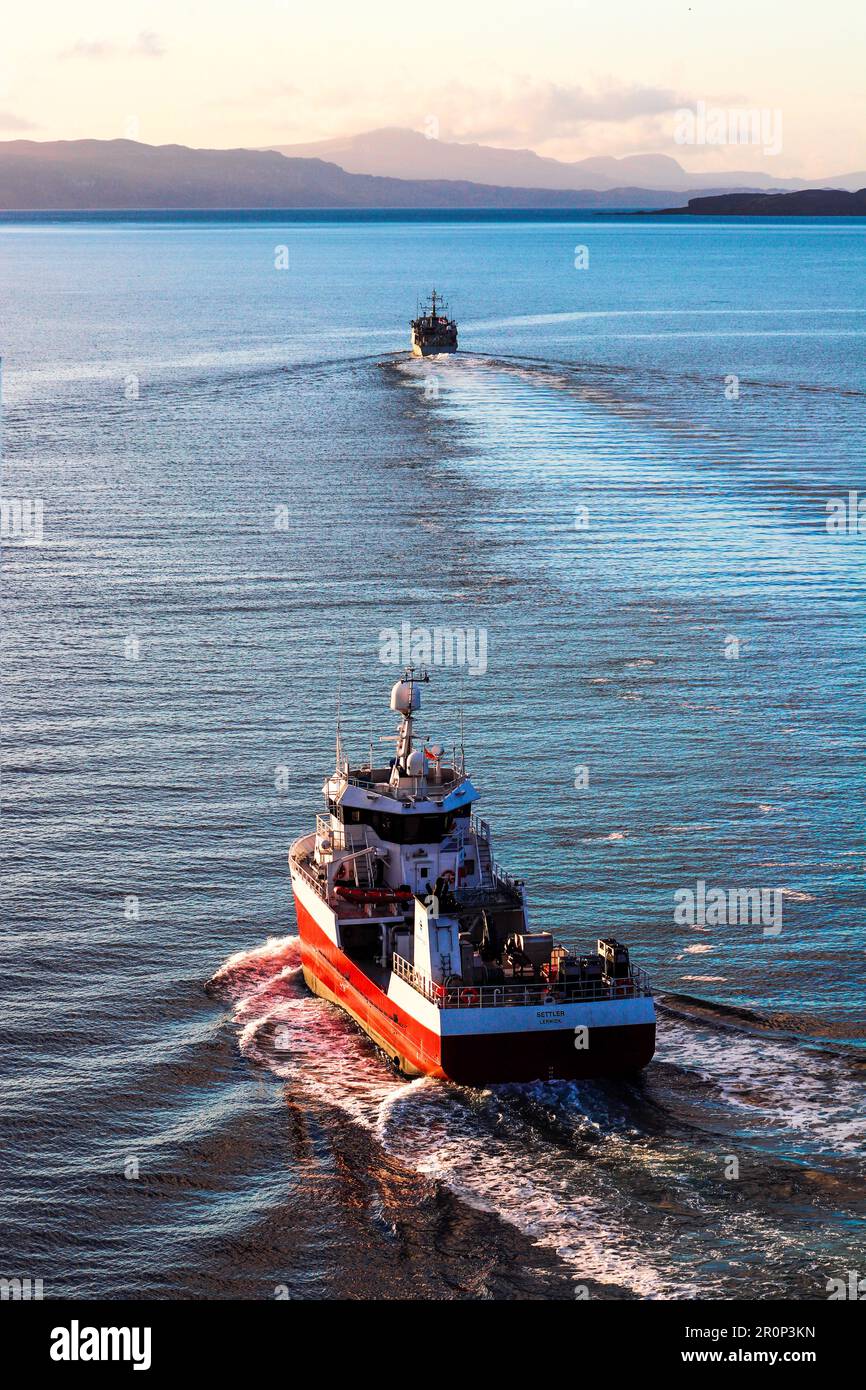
left=294, top=896, right=655, bottom=1084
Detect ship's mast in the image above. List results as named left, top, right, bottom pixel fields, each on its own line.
left=389, top=665, right=429, bottom=783
left=335, top=656, right=346, bottom=773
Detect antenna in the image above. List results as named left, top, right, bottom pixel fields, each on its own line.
left=459, top=673, right=466, bottom=775
left=335, top=655, right=345, bottom=773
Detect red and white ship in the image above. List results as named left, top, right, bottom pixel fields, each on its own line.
left=289, top=669, right=655, bottom=1084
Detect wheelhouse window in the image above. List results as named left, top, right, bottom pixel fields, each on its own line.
left=329, top=802, right=458, bottom=844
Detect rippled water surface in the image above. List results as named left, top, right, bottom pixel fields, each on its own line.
left=2, top=214, right=865, bottom=1299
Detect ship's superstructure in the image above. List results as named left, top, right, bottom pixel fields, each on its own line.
left=410, top=289, right=458, bottom=357
left=289, top=670, right=655, bottom=1083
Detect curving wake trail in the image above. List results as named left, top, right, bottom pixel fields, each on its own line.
left=208, top=936, right=866, bottom=1300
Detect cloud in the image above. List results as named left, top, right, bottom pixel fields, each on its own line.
left=444, top=80, right=688, bottom=144
left=64, top=39, right=113, bottom=59
left=63, top=31, right=166, bottom=60
left=261, top=75, right=702, bottom=159
left=0, top=110, right=38, bottom=132
left=302, top=76, right=693, bottom=154
left=133, top=30, right=165, bottom=58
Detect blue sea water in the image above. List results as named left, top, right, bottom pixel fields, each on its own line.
left=1, top=212, right=865, bottom=1299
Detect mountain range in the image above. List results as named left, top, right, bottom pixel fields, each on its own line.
left=270, top=127, right=866, bottom=194
left=0, top=135, right=864, bottom=212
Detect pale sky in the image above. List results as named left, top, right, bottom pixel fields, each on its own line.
left=2, top=0, right=864, bottom=175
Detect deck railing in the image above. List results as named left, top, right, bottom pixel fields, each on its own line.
left=391, top=951, right=440, bottom=1001
left=315, top=815, right=374, bottom=855
left=336, top=770, right=466, bottom=801
left=391, top=953, right=652, bottom=1009
left=291, top=856, right=329, bottom=902
left=292, top=858, right=401, bottom=918
left=470, top=815, right=491, bottom=842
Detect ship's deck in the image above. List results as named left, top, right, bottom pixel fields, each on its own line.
left=334, top=949, right=652, bottom=1010
left=389, top=951, right=652, bottom=1009
left=291, top=839, right=652, bottom=1010
left=290, top=840, right=521, bottom=923
left=341, top=764, right=467, bottom=804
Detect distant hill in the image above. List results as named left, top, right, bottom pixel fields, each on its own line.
left=270, top=126, right=866, bottom=195
left=662, top=188, right=866, bottom=215
left=0, top=138, right=717, bottom=211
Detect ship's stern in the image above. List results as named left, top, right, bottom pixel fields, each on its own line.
left=438, top=996, right=656, bottom=1085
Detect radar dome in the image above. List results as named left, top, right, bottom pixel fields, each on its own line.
left=406, top=749, right=425, bottom=776
left=390, top=679, right=421, bottom=714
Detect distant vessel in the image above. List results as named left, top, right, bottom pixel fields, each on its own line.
left=289, top=668, right=655, bottom=1083
left=410, top=289, right=457, bottom=356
